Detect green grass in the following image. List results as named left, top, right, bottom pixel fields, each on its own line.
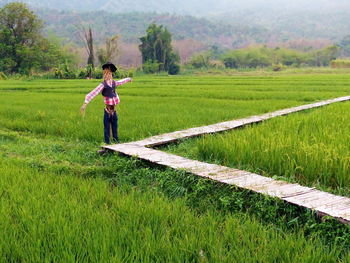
left=2, top=73, right=350, bottom=261
left=2, top=160, right=349, bottom=262
left=1, top=74, right=350, bottom=142
left=166, top=101, right=350, bottom=195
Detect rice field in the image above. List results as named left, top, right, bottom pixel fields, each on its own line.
left=2, top=73, right=350, bottom=261
left=3, top=160, right=350, bottom=262
left=1, top=74, right=350, bottom=142
left=166, top=101, right=350, bottom=194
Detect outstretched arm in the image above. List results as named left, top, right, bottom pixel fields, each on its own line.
left=84, top=83, right=104, bottom=104
left=80, top=83, right=104, bottom=116
left=115, top=77, right=132, bottom=86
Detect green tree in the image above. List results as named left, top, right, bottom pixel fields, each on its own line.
left=188, top=52, right=212, bottom=68
left=0, top=2, right=44, bottom=73
left=221, top=47, right=271, bottom=69
left=310, top=45, right=340, bottom=67
left=0, top=2, right=71, bottom=74
left=139, top=23, right=180, bottom=74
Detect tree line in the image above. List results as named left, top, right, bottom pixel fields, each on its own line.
left=2, top=2, right=350, bottom=78
left=0, top=2, right=75, bottom=74
left=0, top=2, right=180, bottom=77
left=187, top=45, right=347, bottom=70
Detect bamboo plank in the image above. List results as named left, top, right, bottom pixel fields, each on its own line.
left=284, top=191, right=347, bottom=209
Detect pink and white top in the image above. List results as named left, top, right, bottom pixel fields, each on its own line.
left=84, top=77, right=131, bottom=105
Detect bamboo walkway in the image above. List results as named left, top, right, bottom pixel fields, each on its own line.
left=104, top=95, right=350, bottom=224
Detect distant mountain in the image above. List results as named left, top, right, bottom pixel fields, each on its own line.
left=36, top=9, right=271, bottom=47
left=1, top=0, right=350, bottom=44
left=216, top=9, right=350, bottom=41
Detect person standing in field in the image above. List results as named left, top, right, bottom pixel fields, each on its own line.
left=80, top=62, right=132, bottom=145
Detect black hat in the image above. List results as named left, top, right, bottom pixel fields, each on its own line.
left=102, top=62, right=117, bottom=72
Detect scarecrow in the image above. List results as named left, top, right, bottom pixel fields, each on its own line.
left=81, top=62, right=132, bottom=149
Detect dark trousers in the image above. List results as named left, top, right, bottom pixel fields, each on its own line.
left=103, top=110, right=119, bottom=144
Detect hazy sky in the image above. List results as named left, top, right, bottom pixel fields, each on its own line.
left=192, top=0, right=350, bottom=14
left=1, top=0, right=350, bottom=14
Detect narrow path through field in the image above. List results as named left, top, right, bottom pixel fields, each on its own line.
left=104, top=96, right=350, bottom=224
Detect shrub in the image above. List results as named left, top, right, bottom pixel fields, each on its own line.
left=168, top=63, right=180, bottom=75
left=94, top=69, right=103, bottom=79
left=222, top=55, right=238, bottom=68
left=63, top=71, right=76, bottom=79
left=54, top=68, right=64, bottom=79
left=77, top=68, right=88, bottom=79
left=330, top=59, right=350, bottom=68
left=0, top=72, right=7, bottom=80
left=211, top=60, right=225, bottom=69
left=53, top=63, right=76, bottom=79
left=188, top=52, right=211, bottom=69
left=272, top=64, right=284, bottom=72
left=127, top=69, right=134, bottom=78
left=220, top=46, right=321, bottom=69
left=142, top=60, right=160, bottom=74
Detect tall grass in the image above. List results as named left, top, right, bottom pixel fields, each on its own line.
left=167, top=102, right=350, bottom=193
left=0, top=161, right=348, bottom=262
